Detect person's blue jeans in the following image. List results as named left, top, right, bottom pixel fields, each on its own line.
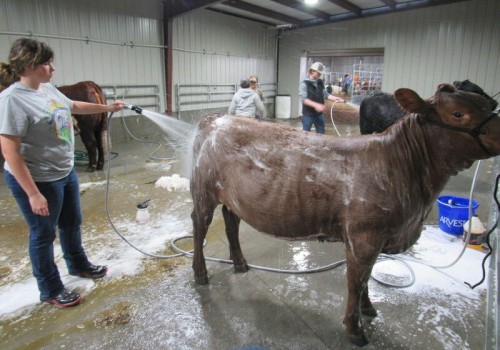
left=5, top=168, right=91, bottom=301
left=302, top=114, right=325, bottom=134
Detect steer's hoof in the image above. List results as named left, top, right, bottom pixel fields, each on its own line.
left=86, top=166, right=97, bottom=172
left=234, top=263, right=249, bottom=273
left=361, top=305, right=378, bottom=317
left=195, top=274, right=209, bottom=285
left=347, top=332, right=369, bottom=347
left=96, top=163, right=104, bottom=170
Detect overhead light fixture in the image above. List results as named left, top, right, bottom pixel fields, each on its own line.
left=305, top=0, right=318, bottom=5
left=276, top=23, right=295, bottom=29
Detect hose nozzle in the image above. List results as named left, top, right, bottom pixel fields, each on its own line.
left=124, top=104, right=143, bottom=114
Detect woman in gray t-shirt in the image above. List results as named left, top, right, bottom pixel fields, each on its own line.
left=0, top=38, right=125, bottom=308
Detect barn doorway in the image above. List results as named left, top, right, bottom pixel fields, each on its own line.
left=306, top=48, right=384, bottom=100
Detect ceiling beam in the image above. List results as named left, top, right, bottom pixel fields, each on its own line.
left=269, top=0, right=331, bottom=22
left=378, top=0, right=398, bottom=9
left=222, top=0, right=302, bottom=25
left=163, top=0, right=224, bottom=19
left=326, top=0, right=362, bottom=16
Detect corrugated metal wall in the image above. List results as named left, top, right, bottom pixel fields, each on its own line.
left=0, top=0, right=165, bottom=111
left=1, top=0, right=498, bottom=120
left=278, top=0, right=500, bottom=118
left=171, top=10, right=277, bottom=113
left=0, top=1, right=279, bottom=116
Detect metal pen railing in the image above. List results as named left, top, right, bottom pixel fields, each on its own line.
left=102, top=84, right=161, bottom=111
left=175, top=83, right=276, bottom=118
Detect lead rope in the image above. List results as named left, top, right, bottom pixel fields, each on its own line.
left=426, top=112, right=498, bottom=156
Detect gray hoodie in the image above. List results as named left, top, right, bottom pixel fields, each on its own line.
left=228, top=88, right=265, bottom=118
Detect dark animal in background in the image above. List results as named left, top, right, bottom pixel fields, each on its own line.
left=359, top=79, right=498, bottom=134
left=359, top=91, right=404, bottom=134
left=190, top=84, right=500, bottom=346
left=453, top=79, right=498, bottom=111
left=57, top=81, right=108, bottom=172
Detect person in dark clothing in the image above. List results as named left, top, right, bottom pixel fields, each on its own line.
left=299, top=62, right=344, bottom=134
left=342, top=73, right=353, bottom=95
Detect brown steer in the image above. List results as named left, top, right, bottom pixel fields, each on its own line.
left=57, top=81, right=108, bottom=172
left=190, top=84, right=500, bottom=346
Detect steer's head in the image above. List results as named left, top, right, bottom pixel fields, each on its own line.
left=395, top=84, right=500, bottom=158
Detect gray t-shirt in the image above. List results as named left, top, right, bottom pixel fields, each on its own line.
left=0, top=82, right=75, bottom=182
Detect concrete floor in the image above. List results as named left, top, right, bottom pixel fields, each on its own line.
left=0, top=115, right=497, bottom=350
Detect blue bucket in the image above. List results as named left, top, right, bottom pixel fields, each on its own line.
left=436, top=195, right=479, bottom=235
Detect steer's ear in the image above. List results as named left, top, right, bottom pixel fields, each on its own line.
left=394, top=88, right=427, bottom=114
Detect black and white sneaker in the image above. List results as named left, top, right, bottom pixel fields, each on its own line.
left=43, top=289, right=82, bottom=308
left=73, top=264, right=108, bottom=279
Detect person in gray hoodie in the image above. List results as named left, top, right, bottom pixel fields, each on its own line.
left=228, top=79, right=265, bottom=119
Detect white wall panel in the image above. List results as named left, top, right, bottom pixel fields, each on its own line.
left=171, top=10, right=278, bottom=113
left=0, top=0, right=165, bottom=110
left=1, top=0, right=278, bottom=115
left=3, top=0, right=497, bottom=119
left=278, top=0, right=500, bottom=117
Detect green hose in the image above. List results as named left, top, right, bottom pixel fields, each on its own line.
left=74, top=150, right=119, bottom=166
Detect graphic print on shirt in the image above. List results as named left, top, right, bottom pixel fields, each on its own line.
left=48, top=99, right=73, bottom=144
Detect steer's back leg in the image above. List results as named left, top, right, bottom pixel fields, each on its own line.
left=191, top=198, right=217, bottom=285
left=222, top=205, right=248, bottom=273
left=361, top=287, right=377, bottom=317
left=95, top=126, right=105, bottom=170
left=343, top=234, right=382, bottom=346
left=77, top=121, right=98, bottom=172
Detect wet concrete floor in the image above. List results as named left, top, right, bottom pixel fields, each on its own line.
left=0, top=115, right=497, bottom=350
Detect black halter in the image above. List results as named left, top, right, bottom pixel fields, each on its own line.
left=426, top=112, right=499, bottom=156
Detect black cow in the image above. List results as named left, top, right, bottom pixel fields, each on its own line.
left=359, top=80, right=498, bottom=134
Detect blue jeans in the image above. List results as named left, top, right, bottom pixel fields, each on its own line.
left=5, top=169, right=91, bottom=301
left=302, top=114, right=325, bottom=134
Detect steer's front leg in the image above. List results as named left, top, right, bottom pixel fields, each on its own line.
left=343, top=239, right=380, bottom=346
left=361, top=287, right=377, bottom=317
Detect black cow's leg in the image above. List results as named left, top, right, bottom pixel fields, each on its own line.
left=191, top=199, right=215, bottom=285
left=222, top=205, right=248, bottom=273
left=343, top=236, right=381, bottom=347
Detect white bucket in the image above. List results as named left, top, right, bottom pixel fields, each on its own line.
left=275, top=95, right=291, bottom=119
